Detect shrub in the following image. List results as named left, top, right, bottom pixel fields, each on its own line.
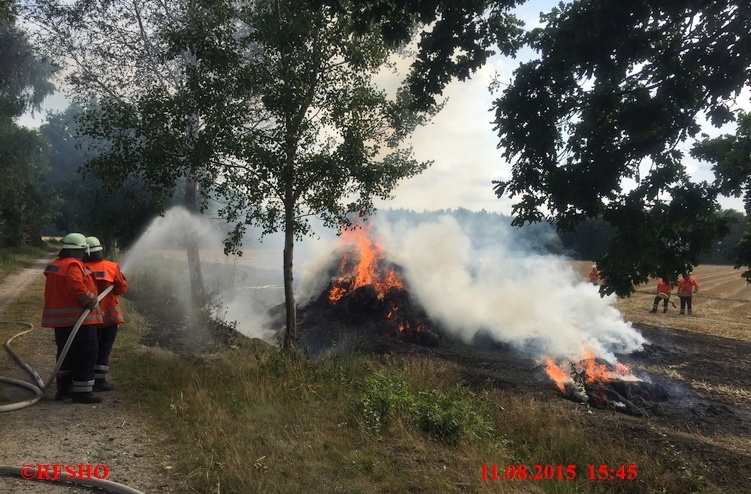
left=355, top=372, right=495, bottom=444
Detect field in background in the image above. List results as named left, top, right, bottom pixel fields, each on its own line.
left=574, top=261, right=751, bottom=342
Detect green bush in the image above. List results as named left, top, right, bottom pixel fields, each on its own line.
left=356, top=372, right=495, bottom=444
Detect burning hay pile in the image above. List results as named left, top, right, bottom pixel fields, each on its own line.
left=543, top=349, right=671, bottom=416
left=297, top=224, right=442, bottom=350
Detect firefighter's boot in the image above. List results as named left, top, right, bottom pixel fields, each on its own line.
left=71, top=392, right=102, bottom=404
left=650, top=306, right=657, bottom=313
left=94, top=379, right=115, bottom=392
left=54, top=373, right=72, bottom=401
left=71, top=379, right=102, bottom=403
left=663, top=307, right=668, bottom=313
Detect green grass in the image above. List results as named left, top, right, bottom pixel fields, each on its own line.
left=0, top=245, right=56, bottom=282
left=109, top=304, right=720, bottom=494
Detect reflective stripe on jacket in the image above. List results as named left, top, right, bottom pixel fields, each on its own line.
left=43, top=257, right=103, bottom=328
left=85, top=258, right=128, bottom=326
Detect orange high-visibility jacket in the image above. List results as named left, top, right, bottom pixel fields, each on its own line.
left=42, top=257, right=103, bottom=328
left=589, top=269, right=600, bottom=283
left=677, top=276, right=699, bottom=297
left=85, top=258, right=128, bottom=327
left=656, top=279, right=672, bottom=299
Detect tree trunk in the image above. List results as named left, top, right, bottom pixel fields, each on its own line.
left=184, top=178, right=206, bottom=308
left=282, top=196, right=297, bottom=351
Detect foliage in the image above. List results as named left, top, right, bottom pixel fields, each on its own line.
left=490, top=1, right=749, bottom=295
left=73, top=0, right=437, bottom=349
left=39, top=103, right=165, bottom=249
left=692, top=112, right=751, bottom=279
left=0, top=0, right=56, bottom=246
left=356, top=372, right=494, bottom=444
left=328, top=0, right=751, bottom=294
left=0, top=122, right=52, bottom=246
left=24, top=0, right=181, bottom=103
left=317, top=0, right=526, bottom=111
left=0, top=4, right=54, bottom=118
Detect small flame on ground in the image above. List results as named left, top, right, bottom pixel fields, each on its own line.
left=544, top=357, right=570, bottom=393
left=544, top=346, right=640, bottom=393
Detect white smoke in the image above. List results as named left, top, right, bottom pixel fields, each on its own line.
left=120, top=206, right=278, bottom=343
left=299, top=213, right=646, bottom=364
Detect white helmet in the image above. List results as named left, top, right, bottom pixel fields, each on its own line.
left=86, top=236, right=103, bottom=253
left=62, top=233, right=88, bottom=250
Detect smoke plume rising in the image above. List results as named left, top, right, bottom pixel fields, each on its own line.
left=299, top=213, right=646, bottom=364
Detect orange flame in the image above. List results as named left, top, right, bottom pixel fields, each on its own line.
left=577, top=347, right=638, bottom=383
left=544, top=347, right=639, bottom=393
left=328, top=224, right=403, bottom=303
left=544, top=356, right=570, bottom=393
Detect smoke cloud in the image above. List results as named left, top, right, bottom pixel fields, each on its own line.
left=299, top=213, right=646, bottom=364
left=121, top=206, right=279, bottom=343
left=123, top=207, right=646, bottom=363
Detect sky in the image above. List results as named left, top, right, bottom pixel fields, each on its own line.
left=17, top=0, right=747, bottom=215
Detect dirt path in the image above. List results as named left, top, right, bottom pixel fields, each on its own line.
left=0, top=259, right=177, bottom=493
left=0, top=258, right=50, bottom=315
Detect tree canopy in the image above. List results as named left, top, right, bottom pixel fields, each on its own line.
left=331, top=0, right=751, bottom=294
left=67, top=0, right=435, bottom=349
left=0, top=0, right=55, bottom=246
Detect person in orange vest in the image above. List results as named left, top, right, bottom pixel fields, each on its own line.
left=588, top=265, right=600, bottom=285
left=677, top=272, right=700, bottom=315
left=42, top=232, right=104, bottom=403
left=650, top=278, right=674, bottom=313
left=84, top=236, right=128, bottom=392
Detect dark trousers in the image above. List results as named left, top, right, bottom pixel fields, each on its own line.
left=679, top=296, right=693, bottom=313
left=54, top=325, right=98, bottom=393
left=95, top=325, right=119, bottom=382
left=652, top=296, right=669, bottom=310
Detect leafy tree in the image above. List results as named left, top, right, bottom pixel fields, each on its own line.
left=26, top=0, right=212, bottom=304
left=231, top=0, right=433, bottom=349
left=322, top=0, right=751, bottom=295
left=692, top=112, right=751, bottom=278
left=492, top=1, right=749, bottom=295
left=0, top=0, right=55, bottom=246
left=39, top=103, right=163, bottom=250
left=76, top=0, right=434, bottom=350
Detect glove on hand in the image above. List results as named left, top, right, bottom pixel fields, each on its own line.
left=83, top=292, right=99, bottom=310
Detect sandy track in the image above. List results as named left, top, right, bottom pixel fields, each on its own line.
left=0, top=259, right=178, bottom=493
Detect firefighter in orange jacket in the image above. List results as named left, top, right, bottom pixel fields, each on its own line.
left=650, top=278, right=673, bottom=313
left=42, top=233, right=103, bottom=403
left=677, top=272, right=700, bottom=315
left=84, top=236, right=128, bottom=392
left=588, top=265, right=600, bottom=285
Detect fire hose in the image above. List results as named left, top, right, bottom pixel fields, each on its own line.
left=0, top=285, right=147, bottom=494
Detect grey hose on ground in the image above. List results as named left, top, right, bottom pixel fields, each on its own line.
left=0, top=286, right=146, bottom=493
left=0, top=285, right=114, bottom=413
